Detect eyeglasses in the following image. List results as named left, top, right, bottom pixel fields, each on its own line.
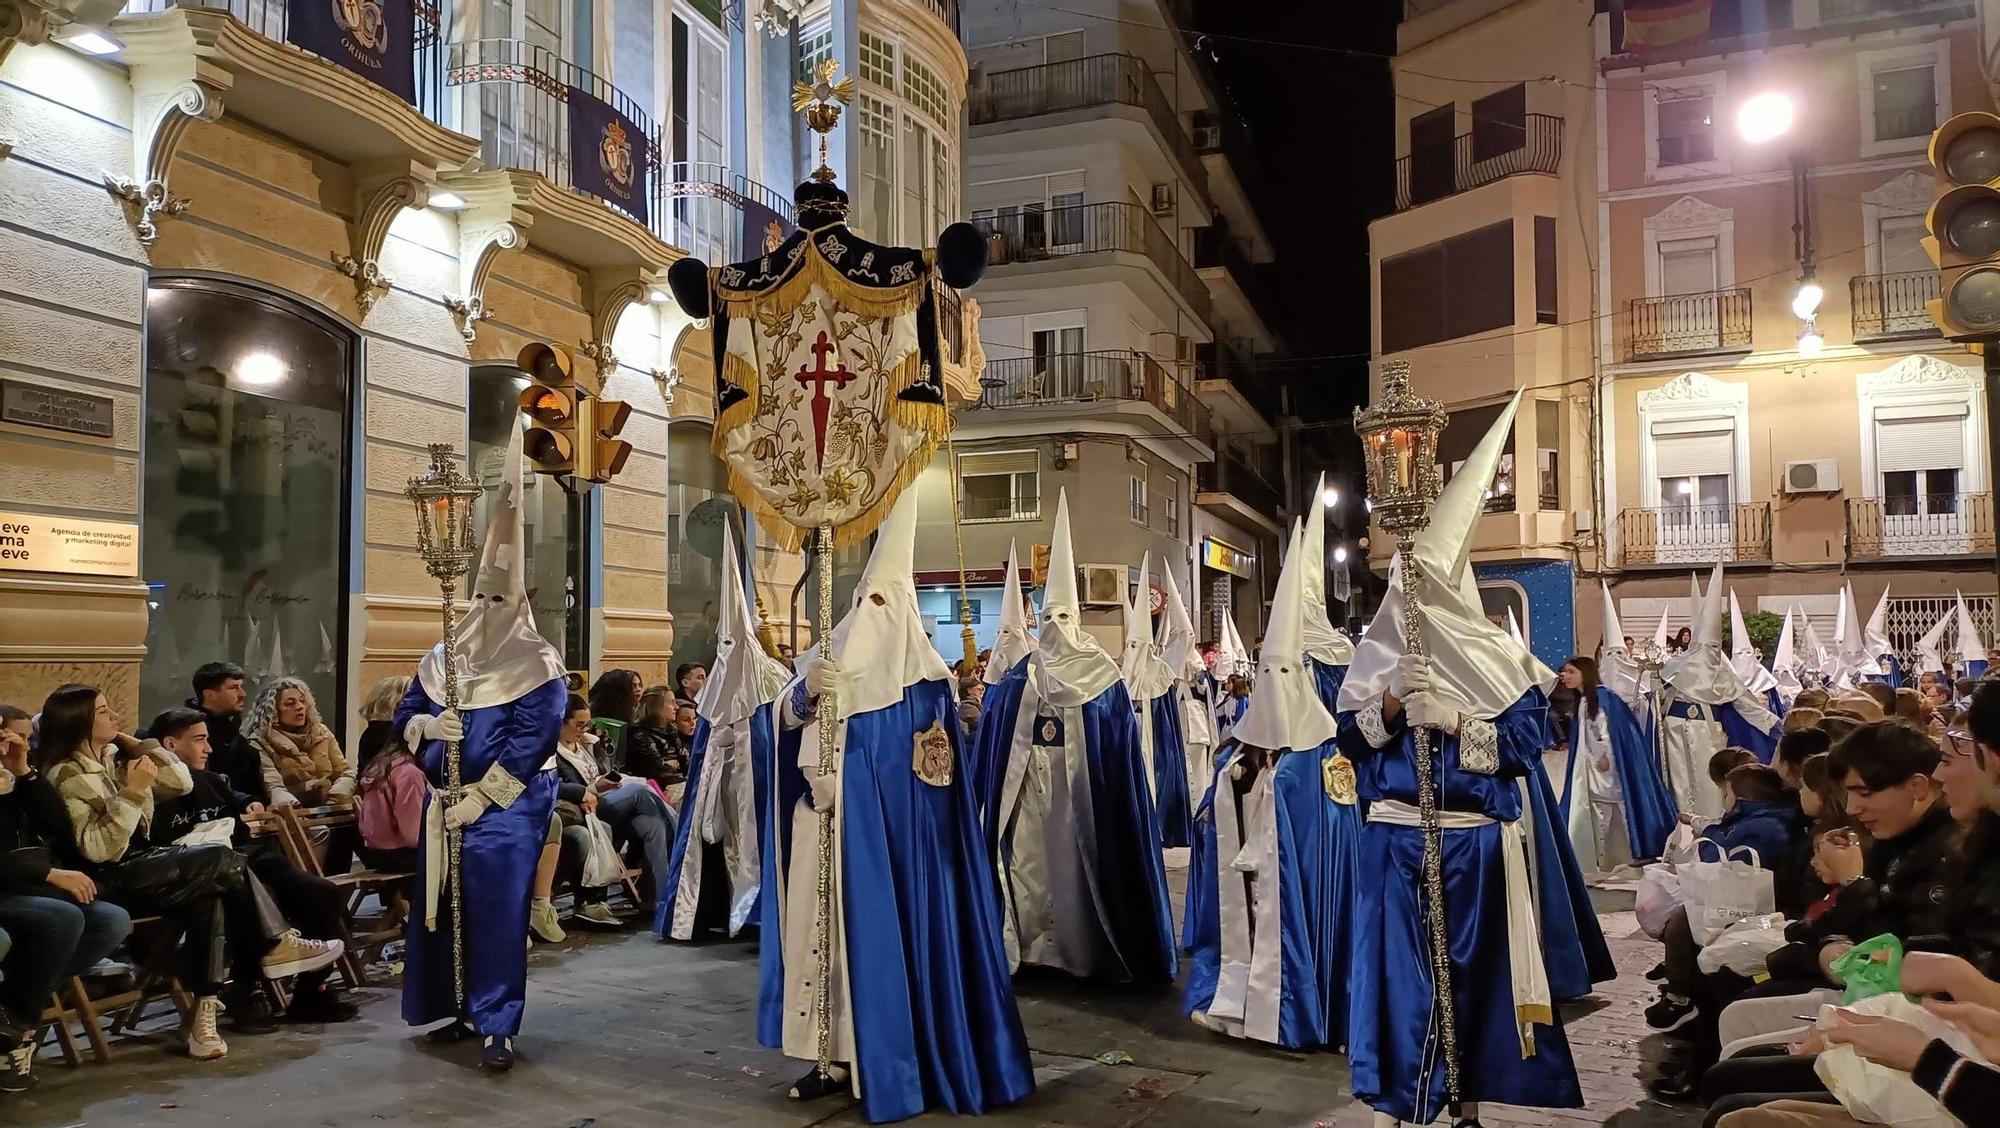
left=1943, top=730, right=1978, bottom=759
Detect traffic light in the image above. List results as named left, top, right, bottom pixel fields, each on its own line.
left=579, top=395, right=633, bottom=484
left=517, top=342, right=577, bottom=475
left=1030, top=543, right=1051, bottom=587
left=1925, top=112, right=2000, bottom=340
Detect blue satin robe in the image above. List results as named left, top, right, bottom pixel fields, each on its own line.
left=758, top=678, right=1033, bottom=1124
left=1216, top=693, right=1249, bottom=742
left=1335, top=689, right=1586, bottom=1124
left=968, top=656, right=1030, bottom=854
left=1180, top=739, right=1233, bottom=991
left=1700, top=699, right=1780, bottom=763
left=656, top=707, right=775, bottom=939
left=1146, top=691, right=1193, bottom=848
left=396, top=677, right=563, bottom=1037
left=1562, top=686, right=1679, bottom=862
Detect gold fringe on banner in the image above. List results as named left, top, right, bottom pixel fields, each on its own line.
left=715, top=244, right=928, bottom=323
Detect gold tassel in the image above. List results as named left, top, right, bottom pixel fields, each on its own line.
left=716, top=245, right=928, bottom=321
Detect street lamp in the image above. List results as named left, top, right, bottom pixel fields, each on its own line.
left=1736, top=92, right=1794, bottom=144
left=1737, top=92, right=1820, bottom=357
left=1322, top=486, right=1339, bottom=509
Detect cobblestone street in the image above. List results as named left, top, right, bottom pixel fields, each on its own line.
left=10, top=868, right=1703, bottom=1128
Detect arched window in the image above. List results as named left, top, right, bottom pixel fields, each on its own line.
left=140, top=279, right=355, bottom=723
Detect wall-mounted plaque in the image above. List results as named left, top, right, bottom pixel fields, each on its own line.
left=1, top=381, right=115, bottom=438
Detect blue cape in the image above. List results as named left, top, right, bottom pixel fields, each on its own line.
left=1562, top=685, right=1680, bottom=861
left=1148, top=691, right=1193, bottom=848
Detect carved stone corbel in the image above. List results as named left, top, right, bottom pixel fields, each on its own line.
left=107, top=62, right=231, bottom=246
left=446, top=204, right=531, bottom=342
left=962, top=296, right=987, bottom=382
left=579, top=339, right=617, bottom=379
left=335, top=163, right=432, bottom=318
left=651, top=367, right=679, bottom=411
left=0, top=0, right=54, bottom=73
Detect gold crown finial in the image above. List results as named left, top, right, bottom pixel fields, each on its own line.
left=792, top=58, right=855, bottom=183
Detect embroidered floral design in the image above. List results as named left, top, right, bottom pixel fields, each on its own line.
left=888, top=261, right=917, bottom=284
left=1458, top=716, right=1500, bottom=775
left=817, top=233, right=848, bottom=261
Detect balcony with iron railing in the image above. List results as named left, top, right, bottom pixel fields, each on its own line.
left=664, top=160, right=796, bottom=266
left=1394, top=113, right=1562, bottom=212
left=1617, top=502, right=1774, bottom=567
left=973, top=202, right=1212, bottom=323
left=1848, top=494, right=1995, bottom=560
left=969, top=54, right=1208, bottom=206
left=1821, top=0, right=1971, bottom=24
left=1627, top=288, right=1754, bottom=362
left=1193, top=227, right=1261, bottom=305
left=970, top=350, right=1211, bottom=449
left=1197, top=451, right=1283, bottom=529
left=1850, top=271, right=1941, bottom=341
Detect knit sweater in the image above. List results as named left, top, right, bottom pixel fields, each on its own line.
left=44, top=743, right=193, bottom=865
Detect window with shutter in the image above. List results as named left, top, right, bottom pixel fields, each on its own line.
left=960, top=450, right=1040, bottom=521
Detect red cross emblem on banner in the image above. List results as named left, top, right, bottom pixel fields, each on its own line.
left=793, top=330, right=856, bottom=470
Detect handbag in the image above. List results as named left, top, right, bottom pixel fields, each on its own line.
left=579, top=812, right=624, bottom=888
left=1635, top=863, right=1684, bottom=939
left=1682, top=839, right=1776, bottom=944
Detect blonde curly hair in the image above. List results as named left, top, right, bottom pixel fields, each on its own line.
left=360, top=675, right=411, bottom=723
left=243, top=676, right=329, bottom=746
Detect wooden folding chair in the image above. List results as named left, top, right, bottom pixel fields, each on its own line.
left=273, top=806, right=411, bottom=984
left=33, top=978, right=99, bottom=1066
left=100, top=915, right=192, bottom=1039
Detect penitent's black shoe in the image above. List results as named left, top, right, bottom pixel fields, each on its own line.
left=788, top=1063, right=849, bottom=1101
left=480, top=1036, right=515, bottom=1072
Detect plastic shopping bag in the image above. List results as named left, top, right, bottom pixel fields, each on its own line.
left=1664, top=822, right=1700, bottom=864
left=580, top=812, right=625, bottom=888
left=1695, top=914, right=1790, bottom=976
left=1830, top=934, right=1906, bottom=1005
left=1815, top=992, right=1984, bottom=1128
left=1681, top=840, right=1775, bottom=944
left=1635, top=863, right=1684, bottom=939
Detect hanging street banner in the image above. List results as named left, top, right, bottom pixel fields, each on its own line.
left=287, top=0, right=418, bottom=104
left=567, top=85, right=652, bottom=226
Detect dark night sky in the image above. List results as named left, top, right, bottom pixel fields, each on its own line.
left=1195, top=0, right=1402, bottom=470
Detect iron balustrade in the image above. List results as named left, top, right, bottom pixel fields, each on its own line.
left=1193, top=227, right=1260, bottom=303
left=972, top=349, right=1210, bottom=445
left=1394, top=113, right=1562, bottom=211
left=1821, top=0, right=1972, bottom=22
left=1850, top=271, right=1941, bottom=340
left=1617, top=502, right=1773, bottom=566
left=1197, top=451, right=1282, bottom=520
left=664, top=160, right=796, bottom=265
left=973, top=201, right=1211, bottom=322
left=1847, top=494, right=1995, bottom=559
left=1627, top=288, right=1753, bottom=360
left=119, top=0, right=447, bottom=119
left=447, top=38, right=665, bottom=237
left=969, top=54, right=1207, bottom=205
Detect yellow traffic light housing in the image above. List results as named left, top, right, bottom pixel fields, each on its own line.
left=1926, top=112, right=2000, bottom=340
left=579, top=396, right=633, bottom=484
left=1030, top=543, right=1051, bottom=587
left=517, top=342, right=578, bottom=475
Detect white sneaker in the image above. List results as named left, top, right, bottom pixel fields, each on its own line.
left=573, top=901, right=622, bottom=928
left=529, top=898, right=565, bottom=944
left=184, top=997, right=228, bottom=1060
left=262, top=930, right=345, bottom=978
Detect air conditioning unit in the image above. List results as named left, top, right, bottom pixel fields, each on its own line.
left=1783, top=459, right=1840, bottom=495
left=1193, top=123, right=1222, bottom=149
left=1081, top=564, right=1125, bottom=608
left=1150, top=183, right=1174, bottom=215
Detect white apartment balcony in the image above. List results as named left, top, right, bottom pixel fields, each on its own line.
left=965, top=349, right=1214, bottom=465
left=972, top=201, right=1214, bottom=330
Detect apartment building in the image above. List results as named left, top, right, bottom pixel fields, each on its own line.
left=916, top=0, right=1286, bottom=658
left=0, top=0, right=973, bottom=737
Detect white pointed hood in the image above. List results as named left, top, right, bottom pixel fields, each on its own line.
left=1771, top=607, right=1804, bottom=700
left=1955, top=591, right=1985, bottom=669
left=1728, top=588, right=1778, bottom=697
left=1300, top=475, right=1355, bottom=666
left=1599, top=581, right=1646, bottom=706
left=1800, top=611, right=1831, bottom=678
left=1505, top=607, right=1527, bottom=648
left=418, top=425, right=568, bottom=709
left=1236, top=523, right=1338, bottom=752
left=697, top=523, right=793, bottom=726
left=1033, top=489, right=1123, bottom=707
left=1917, top=605, right=1952, bottom=674
left=1653, top=605, right=1672, bottom=649
left=1863, top=585, right=1893, bottom=662
left=1156, top=562, right=1204, bottom=683
left=1338, top=391, right=1553, bottom=719
left=1120, top=553, right=1174, bottom=702
left=797, top=486, right=950, bottom=718
left=1831, top=583, right=1869, bottom=687
left=1664, top=563, right=1751, bottom=706
left=984, top=540, right=1035, bottom=685
left=1217, top=612, right=1250, bottom=680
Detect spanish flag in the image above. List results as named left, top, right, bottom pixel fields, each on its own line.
left=1623, top=0, right=1712, bottom=50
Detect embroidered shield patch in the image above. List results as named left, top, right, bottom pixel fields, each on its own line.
left=1032, top=713, right=1065, bottom=747
left=1322, top=752, right=1358, bottom=807
left=913, top=720, right=953, bottom=788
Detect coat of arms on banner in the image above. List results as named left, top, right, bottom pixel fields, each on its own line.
left=333, top=0, right=387, bottom=52
left=599, top=119, right=636, bottom=200
left=710, top=226, right=949, bottom=549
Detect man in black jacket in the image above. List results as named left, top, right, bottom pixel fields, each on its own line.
left=0, top=703, right=132, bottom=1092
left=187, top=662, right=266, bottom=804
left=147, top=707, right=356, bottom=1026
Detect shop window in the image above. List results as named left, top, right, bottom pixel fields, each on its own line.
left=139, top=279, right=353, bottom=723
left=469, top=366, right=583, bottom=665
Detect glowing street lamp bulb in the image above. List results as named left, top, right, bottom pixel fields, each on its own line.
left=234, top=351, right=287, bottom=386
left=1791, top=280, right=1824, bottom=319
left=1737, top=92, right=1795, bottom=143
left=1332, top=546, right=1349, bottom=563
left=1677, top=479, right=1694, bottom=495
left=1321, top=486, right=1339, bottom=508
left=1797, top=327, right=1824, bottom=357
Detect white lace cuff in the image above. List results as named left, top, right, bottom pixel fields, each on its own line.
left=1354, top=700, right=1393, bottom=748
left=1458, top=716, right=1500, bottom=775
left=472, top=761, right=526, bottom=809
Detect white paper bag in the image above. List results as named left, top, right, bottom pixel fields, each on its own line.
left=1696, top=913, right=1790, bottom=976
left=179, top=818, right=238, bottom=848
left=1682, top=840, right=1775, bottom=944
left=1815, top=993, right=1982, bottom=1128
left=1635, top=863, right=1684, bottom=939
left=579, top=812, right=625, bottom=888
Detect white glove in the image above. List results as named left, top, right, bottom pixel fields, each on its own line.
left=443, top=790, right=488, bottom=830
left=709, top=725, right=739, bottom=755
left=406, top=709, right=464, bottom=747
left=808, top=773, right=839, bottom=813
left=806, top=658, right=838, bottom=699
left=1388, top=654, right=1434, bottom=701
left=1401, top=691, right=1459, bottom=735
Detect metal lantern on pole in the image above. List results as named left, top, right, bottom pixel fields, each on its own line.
left=404, top=442, right=483, bottom=1010
left=1352, top=359, right=1462, bottom=1108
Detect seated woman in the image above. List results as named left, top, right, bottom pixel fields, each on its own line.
left=246, top=677, right=360, bottom=875
left=622, top=687, right=689, bottom=801
left=354, top=675, right=411, bottom=777
left=552, top=696, right=677, bottom=926
left=37, top=684, right=343, bottom=1060
left=0, top=703, right=131, bottom=1093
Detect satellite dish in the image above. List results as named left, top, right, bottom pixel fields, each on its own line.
left=686, top=497, right=741, bottom=560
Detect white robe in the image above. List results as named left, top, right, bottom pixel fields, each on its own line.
left=776, top=693, right=861, bottom=1090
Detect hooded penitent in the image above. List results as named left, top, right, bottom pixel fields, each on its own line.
left=1728, top=588, right=1779, bottom=702
left=1955, top=591, right=1987, bottom=680
left=1184, top=517, right=1355, bottom=1050
left=1300, top=474, right=1356, bottom=676
left=1771, top=607, right=1804, bottom=703
left=1598, top=582, right=1648, bottom=711
left=1157, top=561, right=1217, bottom=824
left=759, top=486, right=1034, bottom=1124
left=973, top=489, right=1177, bottom=985
left=1123, top=552, right=1191, bottom=847
left=1334, top=391, right=1601, bottom=1126
left=984, top=540, right=1036, bottom=685
left=1659, top=564, right=1778, bottom=815
left=1916, top=605, right=1953, bottom=675
left=659, top=522, right=789, bottom=942
left=1861, top=585, right=1899, bottom=686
